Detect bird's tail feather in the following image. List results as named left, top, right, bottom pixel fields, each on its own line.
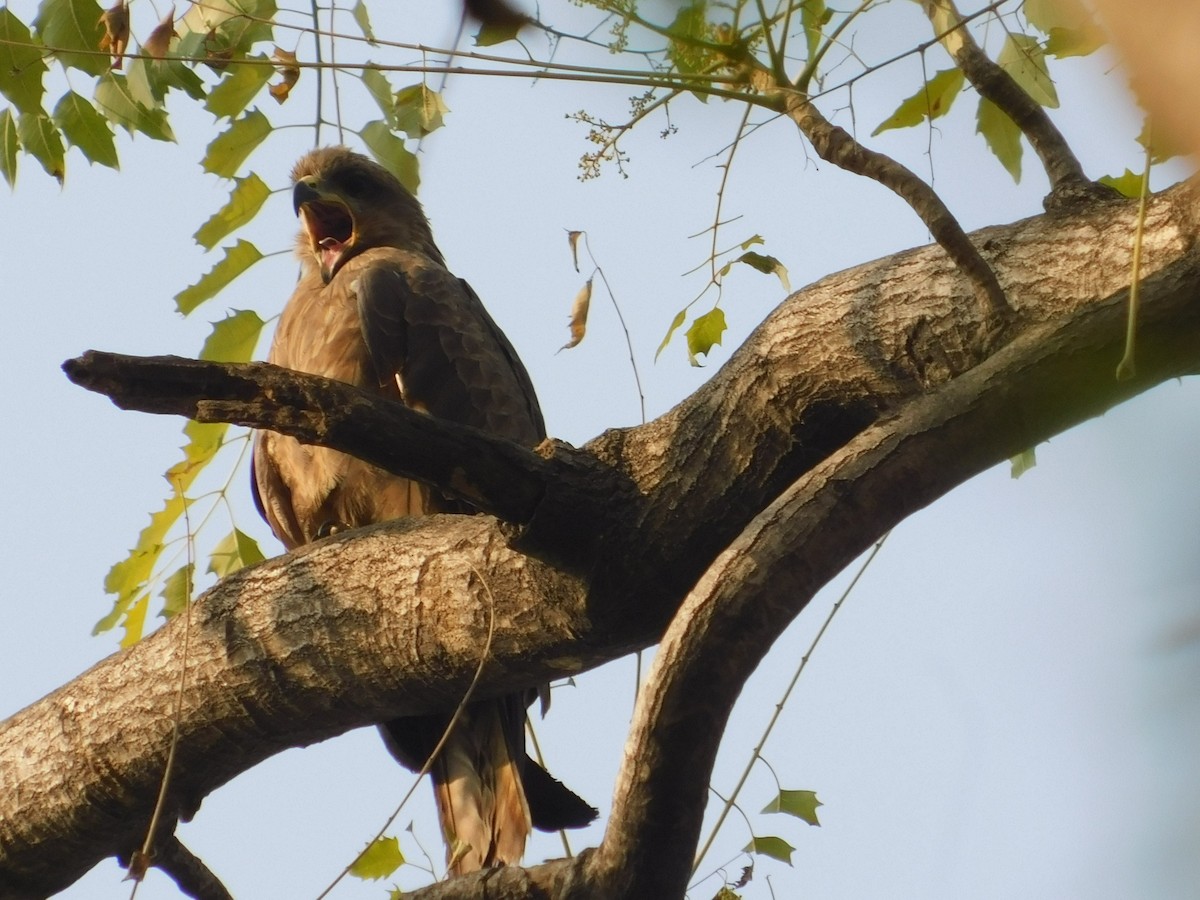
left=524, top=755, right=599, bottom=831
left=433, top=701, right=531, bottom=876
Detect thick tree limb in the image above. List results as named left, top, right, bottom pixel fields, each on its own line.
left=0, top=518, right=596, bottom=897
left=62, top=354, right=630, bottom=573
left=5, top=183, right=1198, bottom=897
left=61, top=355, right=559, bottom=528
left=589, top=271, right=1200, bottom=897
left=404, top=188, right=1200, bottom=895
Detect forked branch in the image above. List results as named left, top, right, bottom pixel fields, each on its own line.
left=920, top=0, right=1116, bottom=207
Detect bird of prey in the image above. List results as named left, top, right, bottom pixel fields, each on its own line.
left=252, top=146, right=595, bottom=874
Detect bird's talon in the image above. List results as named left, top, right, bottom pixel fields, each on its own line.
left=316, top=520, right=350, bottom=539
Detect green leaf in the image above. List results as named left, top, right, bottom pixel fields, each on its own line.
left=94, top=73, right=176, bottom=141
left=191, top=0, right=276, bottom=57
left=205, top=56, right=272, bottom=119
left=1025, top=0, right=1097, bottom=36
left=168, top=419, right=228, bottom=484
left=1010, top=447, right=1037, bottom=478
left=351, top=0, right=376, bottom=42
left=1136, top=119, right=1183, bottom=166
left=360, top=120, right=419, bottom=194
left=361, top=65, right=396, bottom=126
left=164, top=58, right=208, bottom=100
left=997, top=33, right=1058, bottom=108
left=1044, top=25, right=1103, bottom=59
left=17, top=112, right=65, bottom=182
left=200, top=308, right=266, bottom=362
left=120, top=594, right=150, bottom=647
left=1098, top=168, right=1143, bottom=199
left=125, top=58, right=167, bottom=106
left=98, top=494, right=185, bottom=635
left=53, top=90, right=118, bottom=169
left=656, top=308, right=688, bottom=361
left=474, top=18, right=522, bottom=47
left=194, top=172, right=270, bottom=249
left=667, top=1, right=712, bottom=86
left=872, top=67, right=965, bottom=136
left=800, top=0, right=832, bottom=61
left=349, top=836, right=404, bottom=880
left=1027, top=0, right=1105, bottom=58
left=0, top=109, right=19, bottom=187
left=734, top=251, right=791, bottom=293
left=712, top=889, right=743, bottom=900
left=202, top=109, right=271, bottom=178
left=743, top=835, right=795, bottom=866
left=761, top=789, right=822, bottom=826
left=125, top=58, right=163, bottom=109
left=685, top=307, right=726, bottom=366
left=0, top=9, right=48, bottom=114
left=34, top=0, right=107, bottom=76
left=175, top=239, right=263, bottom=314
left=208, top=528, right=266, bottom=578
left=394, top=83, right=448, bottom=138
left=99, top=408, right=235, bottom=640
left=976, top=97, right=1022, bottom=182
left=131, top=52, right=207, bottom=101
left=159, top=564, right=195, bottom=619
left=739, top=234, right=764, bottom=250
left=235, top=528, right=266, bottom=566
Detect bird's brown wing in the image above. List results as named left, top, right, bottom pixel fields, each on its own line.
left=254, top=239, right=594, bottom=872
left=350, top=248, right=545, bottom=445
left=347, top=248, right=589, bottom=870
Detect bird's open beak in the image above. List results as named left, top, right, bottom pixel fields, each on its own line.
left=294, top=178, right=355, bottom=283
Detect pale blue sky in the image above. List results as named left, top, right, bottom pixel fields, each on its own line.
left=1, top=3, right=1197, bottom=897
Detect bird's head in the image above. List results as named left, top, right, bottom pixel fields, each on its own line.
left=290, top=147, right=441, bottom=283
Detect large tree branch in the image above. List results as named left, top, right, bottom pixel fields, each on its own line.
left=0, top=517, right=596, bottom=897
left=589, top=259, right=1200, bottom=897
left=61, top=354, right=629, bottom=573
left=405, top=183, right=1200, bottom=897
left=5, top=183, right=1197, bottom=897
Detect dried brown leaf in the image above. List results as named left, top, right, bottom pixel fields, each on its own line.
left=203, top=29, right=234, bottom=71
left=98, top=1, right=130, bottom=70
left=142, top=8, right=176, bottom=60
left=558, top=277, right=592, bottom=352
left=269, top=46, right=300, bottom=104
left=566, top=229, right=582, bottom=272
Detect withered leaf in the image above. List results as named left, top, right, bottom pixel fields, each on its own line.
left=566, top=229, right=583, bottom=272
left=269, top=46, right=299, bottom=104
left=98, top=1, right=130, bottom=70
left=558, top=277, right=592, bottom=352
left=142, top=8, right=176, bottom=60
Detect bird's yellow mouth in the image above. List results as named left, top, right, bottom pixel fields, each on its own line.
left=298, top=199, right=355, bottom=282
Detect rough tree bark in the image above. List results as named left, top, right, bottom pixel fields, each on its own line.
left=1, top=181, right=1197, bottom=898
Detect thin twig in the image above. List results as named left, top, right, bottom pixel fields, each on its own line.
left=1116, top=133, right=1154, bottom=380
left=308, top=0, right=324, bottom=146
left=691, top=531, right=891, bottom=876
left=128, top=481, right=198, bottom=892
left=580, top=233, right=647, bottom=424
